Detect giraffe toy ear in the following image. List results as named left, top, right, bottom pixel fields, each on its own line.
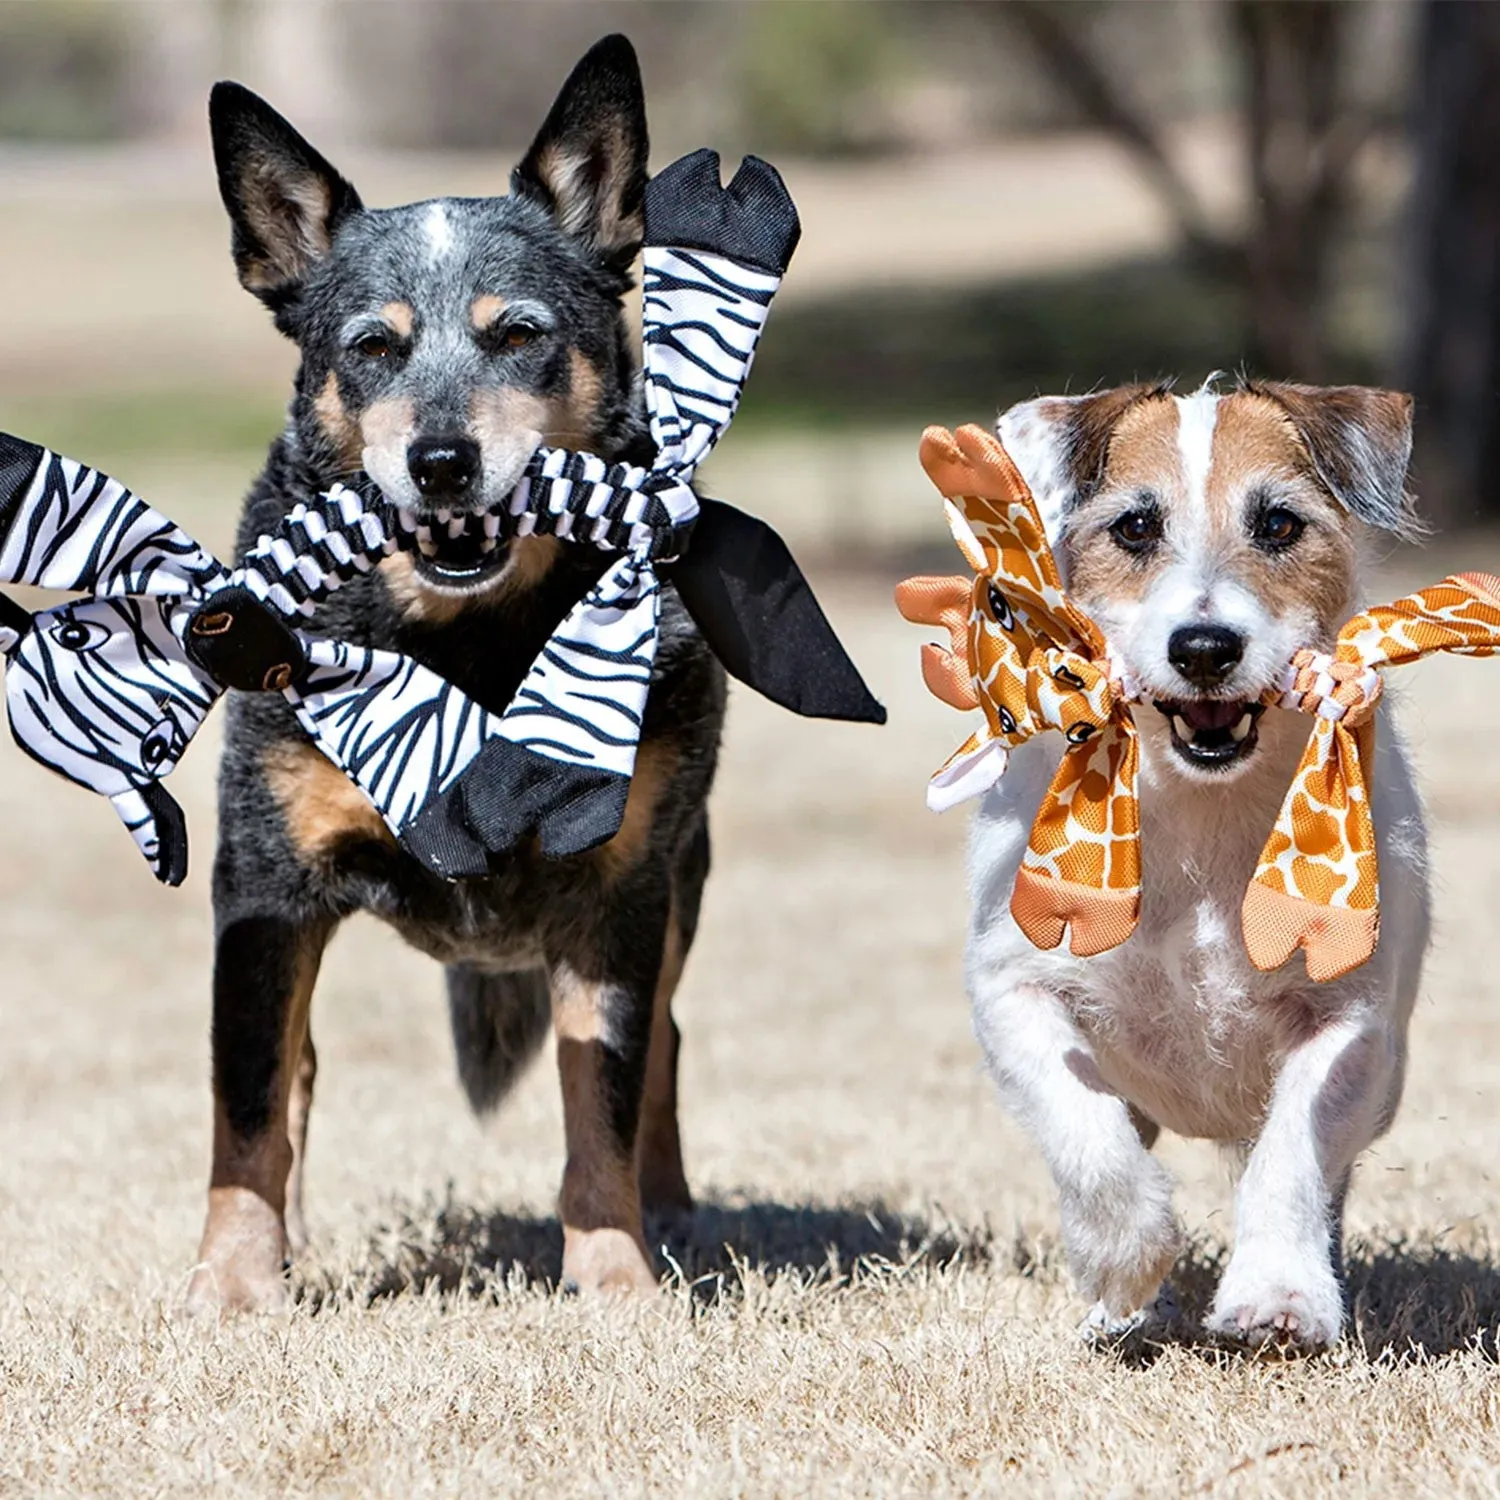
left=894, top=575, right=977, bottom=711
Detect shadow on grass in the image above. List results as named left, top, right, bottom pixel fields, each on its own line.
left=306, top=1194, right=1500, bottom=1364
left=304, top=1191, right=998, bottom=1310
left=1091, top=1237, right=1500, bottom=1369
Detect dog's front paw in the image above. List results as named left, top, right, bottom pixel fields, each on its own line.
left=184, top=1187, right=291, bottom=1315
left=561, top=1226, right=660, bottom=1297
left=1208, top=1246, right=1343, bottom=1350
left=1061, top=1157, right=1182, bottom=1319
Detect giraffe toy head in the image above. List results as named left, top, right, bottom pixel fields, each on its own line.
left=997, top=378, right=1415, bottom=782
left=900, top=393, right=1500, bottom=982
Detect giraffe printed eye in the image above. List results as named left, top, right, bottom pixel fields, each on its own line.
left=998, top=705, right=1017, bottom=734
left=1066, top=723, right=1097, bottom=745
left=1054, top=664, right=1086, bottom=690
left=987, top=584, right=1014, bottom=629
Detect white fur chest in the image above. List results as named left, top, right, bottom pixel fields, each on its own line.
left=964, top=707, right=1418, bottom=1140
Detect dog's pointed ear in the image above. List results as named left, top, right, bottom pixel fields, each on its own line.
left=1250, top=381, right=1417, bottom=534
left=510, top=34, right=649, bottom=275
left=996, top=383, right=1173, bottom=543
left=209, top=80, right=363, bottom=315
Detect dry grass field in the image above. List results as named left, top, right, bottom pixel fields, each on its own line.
left=0, top=456, right=1499, bottom=1495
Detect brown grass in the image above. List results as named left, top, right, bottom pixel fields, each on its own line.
left=3, top=511, right=1500, bottom=1496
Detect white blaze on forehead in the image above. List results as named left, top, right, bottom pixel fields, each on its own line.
left=423, top=202, right=455, bottom=261
left=1173, top=390, right=1220, bottom=510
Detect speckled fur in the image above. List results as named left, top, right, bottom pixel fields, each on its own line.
left=189, top=37, right=724, bottom=1312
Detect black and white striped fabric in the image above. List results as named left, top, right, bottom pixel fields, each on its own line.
left=0, top=435, right=498, bottom=883
left=406, top=152, right=797, bottom=867
left=0, top=148, right=884, bottom=883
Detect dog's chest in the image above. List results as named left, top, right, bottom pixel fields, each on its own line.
left=1063, top=759, right=1315, bottom=1137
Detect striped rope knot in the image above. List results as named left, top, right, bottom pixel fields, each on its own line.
left=504, top=450, right=700, bottom=562
left=899, top=422, right=1500, bottom=983
left=1272, top=648, right=1384, bottom=728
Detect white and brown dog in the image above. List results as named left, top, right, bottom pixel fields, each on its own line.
left=967, top=379, right=1429, bottom=1348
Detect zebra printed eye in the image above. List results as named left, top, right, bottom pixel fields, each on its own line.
left=140, top=718, right=182, bottom=772
left=50, top=617, right=109, bottom=653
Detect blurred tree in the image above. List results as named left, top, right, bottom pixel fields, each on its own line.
left=994, top=0, right=1386, bottom=379
left=0, top=1, right=128, bottom=142
left=1402, top=0, right=1500, bottom=528
left=737, top=0, right=900, bottom=155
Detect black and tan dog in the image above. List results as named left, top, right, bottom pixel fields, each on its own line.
left=190, top=36, right=723, bottom=1310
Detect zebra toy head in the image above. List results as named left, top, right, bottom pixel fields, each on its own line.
left=0, top=596, right=218, bottom=882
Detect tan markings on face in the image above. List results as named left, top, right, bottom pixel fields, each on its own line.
left=552, top=349, right=605, bottom=449
left=470, top=293, right=507, bottom=331
left=313, top=372, right=362, bottom=470
left=1065, top=395, right=1181, bottom=610
left=379, top=300, right=415, bottom=338
left=358, top=393, right=416, bottom=468
left=591, top=740, right=678, bottom=884
left=1208, top=392, right=1358, bottom=640
left=377, top=536, right=563, bottom=622
left=467, top=367, right=604, bottom=458
left=468, top=385, right=552, bottom=458
left=262, top=741, right=394, bottom=862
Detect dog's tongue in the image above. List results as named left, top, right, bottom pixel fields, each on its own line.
left=1179, top=700, right=1246, bottom=732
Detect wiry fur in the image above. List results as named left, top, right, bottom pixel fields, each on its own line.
left=189, top=37, right=721, bottom=1312
left=974, top=382, right=1431, bottom=1348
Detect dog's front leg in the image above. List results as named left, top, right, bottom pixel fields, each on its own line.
left=547, top=864, right=670, bottom=1296
left=1208, top=1012, right=1395, bottom=1349
left=186, top=910, right=330, bottom=1314
left=972, top=978, right=1182, bottom=1320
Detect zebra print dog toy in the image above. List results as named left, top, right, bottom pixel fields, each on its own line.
left=0, top=149, right=882, bottom=885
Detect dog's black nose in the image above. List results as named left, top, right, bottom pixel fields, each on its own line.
left=407, top=436, right=481, bottom=497
left=1167, top=624, right=1244, bottom=689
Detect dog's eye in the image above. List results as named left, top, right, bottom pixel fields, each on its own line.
left=1253, top=505, right=1305, bottom=551
left=355, top=334, right=392, bottom=360
left=501, top=324, right=539, bottom=350
left=1109, top=508, right=1162, bottom=554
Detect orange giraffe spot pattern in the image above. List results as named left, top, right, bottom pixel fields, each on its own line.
left=897, top=423, right=1500, bottom=982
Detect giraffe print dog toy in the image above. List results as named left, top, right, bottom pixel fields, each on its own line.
left=898, top=422, right=1500, bottom=983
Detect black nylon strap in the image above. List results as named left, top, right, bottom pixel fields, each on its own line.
left=670, top=499, right=886, bottom=725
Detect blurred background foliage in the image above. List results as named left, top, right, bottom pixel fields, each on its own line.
left=2, top=0, right=1498, bottom=532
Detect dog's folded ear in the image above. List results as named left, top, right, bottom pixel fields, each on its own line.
left=996, top=384, right=1175, bottom=543
left=511, top=34, right=649, bottom=277
left=208, top=81, right=363, bottom=322
left=1250, top=381, right=1419, bottom=536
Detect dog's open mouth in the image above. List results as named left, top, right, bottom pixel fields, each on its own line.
left=1153, top=698, right=1264, bottom=769
left=403, top=508, right=510, bottom=591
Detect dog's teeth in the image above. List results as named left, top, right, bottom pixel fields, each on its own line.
left=447, top=515, right=466, bottom=540
left=482, top=512, right=501, bottom=539
left=1172, top=715, right=1192, bottom=742
left=1230, top=713, right=1253, bottom=742
left=435, top=507, right=452, bottom=525
left=478, top=536, right=497, bottom=553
